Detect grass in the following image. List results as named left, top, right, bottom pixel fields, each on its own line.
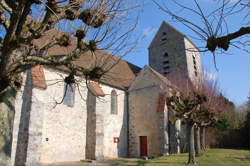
left=47, top=149, right=250, bottom=166
left=108, top=149, right=250, bottom=166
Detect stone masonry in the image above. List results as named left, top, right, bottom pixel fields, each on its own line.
left=11, top=67, right=128, bottom=165
left=148, top=21, right=202, bottom=82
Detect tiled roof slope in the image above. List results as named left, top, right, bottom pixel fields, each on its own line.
left=32, top=29, right=141, bottom=89
left=72, top=50, right=141, bottom=89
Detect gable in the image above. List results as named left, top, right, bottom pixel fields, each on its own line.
left=129, top=66, right=174, bottom=92
left=148, top=21, right=182, bottom=49
left=148, top=21, right=199, bottom=51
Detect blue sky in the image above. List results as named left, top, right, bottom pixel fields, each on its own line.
left=124, top=0, right=250, bottom=106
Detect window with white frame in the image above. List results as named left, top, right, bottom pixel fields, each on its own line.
left=111, top=90, right=118, bottom=114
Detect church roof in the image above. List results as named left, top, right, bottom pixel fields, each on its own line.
left=32, top=29, right=141, bottom=90
left=71, top=50, right=141, bottom=89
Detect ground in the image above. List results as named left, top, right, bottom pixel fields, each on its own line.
left=45, top=149, right=250, bottom=166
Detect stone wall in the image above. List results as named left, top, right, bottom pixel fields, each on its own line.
left=11, top=67, right=128, bottom=165
left=11, top=71, right=46, bottom=166
left=128, top=67, right=169, bottom=157
left=184, top=38, right=202, bottom=82
left=96, top=86, right=128, bottom=159
left=148, top=21, right=202, bottom=83
left=149, top=22, right=188, bottom=77
left=85, top=91, right=97, bottom=160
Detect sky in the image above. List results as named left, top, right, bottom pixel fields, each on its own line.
left=124, top=0, right=250, bottom=106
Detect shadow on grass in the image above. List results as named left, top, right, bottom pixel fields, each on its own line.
left=109, top=159, right=186, bottom=166
left=107, top=160, right=148, bottom=166
left=233, top=157, right=250, bottom=161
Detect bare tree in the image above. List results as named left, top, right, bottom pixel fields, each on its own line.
left=0, top=0, right=141, bottom=165
left=166, top=72, right=206, bottom=164
left=195, top=74, right=225, bottom=154
left=166, top=71, right=226, bottom=164
left=153, top=0, right=250, bottom=62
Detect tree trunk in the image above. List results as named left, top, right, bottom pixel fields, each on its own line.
left=195, top=126, right=202, bottom=157
left=187, top=123, right=196, bottom=165
left=175, top=120, right=181, bottom=154
left=0, top=86, right=17, bottom=166
left=200, top=126, right=206, bottom=151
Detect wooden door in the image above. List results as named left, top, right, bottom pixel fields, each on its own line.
left=140, top=136, right=148, bottom=156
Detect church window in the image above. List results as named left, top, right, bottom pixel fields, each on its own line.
left=161, top=32, right=167, bottom=41
left=195, top=71, right=198, bottom=77
left=192, top=53, right=198, bottom=77
left=63, top=83, right=75, bottom=106
left=163, top=60, right=169, bottom=65
left=161, top=38, right=167, bottom=41
left=164, top=71, right=170, bottom=75
left=111, top=90, right=118, bottom=114
left=164, top=52, right=169, bottom=57
left=163, top=66, right=170, bottom=70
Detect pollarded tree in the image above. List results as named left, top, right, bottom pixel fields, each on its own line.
left=166, top=71, right=226, bottom=164
left=167, top=89, right=207, bottom=164
left=0, top=0, right=140, bottom=165
left=191, top=73, right=229, bottom=155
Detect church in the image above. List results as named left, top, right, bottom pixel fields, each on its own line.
left=11, top=21, right=202, bottom=166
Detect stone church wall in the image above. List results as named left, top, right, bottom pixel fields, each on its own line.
left=128, top=68, right=168, bottom=157
left=149, top=22, right=188, bottom=76
left=184, top=38, right=202, bottom=82
left=11, top=67, right=128, bottom=165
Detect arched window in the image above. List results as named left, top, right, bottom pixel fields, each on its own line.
left=164, top=52, right=168, bottom=57
left=63, top=83, right=75, bottom=107
left=111, top=90, right=118, bottom=114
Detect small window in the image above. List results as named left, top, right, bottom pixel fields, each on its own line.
left=111, top=90, right=118, bottom=114
left=163, top=60, right=169, bottom=64
left=164, top=52, right=169, bottom=57
left=161, top=38, right=167, bottom=41
left=163, top=66, right=170, bottom=70
left=164, top=71, right=170, bottom=75
left=63, top=83, right=75, bottom=106
left=195, top=71, right=198, bottom=77
left=162, top=32, right=167, bottom=36
left=193, top=59, right=196, bottom=65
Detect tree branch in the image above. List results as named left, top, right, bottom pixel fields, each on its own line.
left=0, top=0, right=13, bottom=13
left=0, top=7, right=9, bottom=29
left=206, top=27, right=250, bottom=51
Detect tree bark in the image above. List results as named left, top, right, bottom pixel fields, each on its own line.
left=0, top=86, right=17, bottom=166
left=194, top=126, right=202, bottom=157
left=175, top=120, right=181, bottom=154
left=188, top=123, right=196, bottom=165
left=200, top=126, right=206, bottom=151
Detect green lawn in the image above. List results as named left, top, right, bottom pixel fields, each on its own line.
left=113, top=149, right=250, bottom=166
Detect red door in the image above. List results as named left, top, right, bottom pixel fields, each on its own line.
left=140, top=136, right=148, bottom=156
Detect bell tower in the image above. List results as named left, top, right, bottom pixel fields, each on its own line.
left=148, top=21, right=202, bottom=82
